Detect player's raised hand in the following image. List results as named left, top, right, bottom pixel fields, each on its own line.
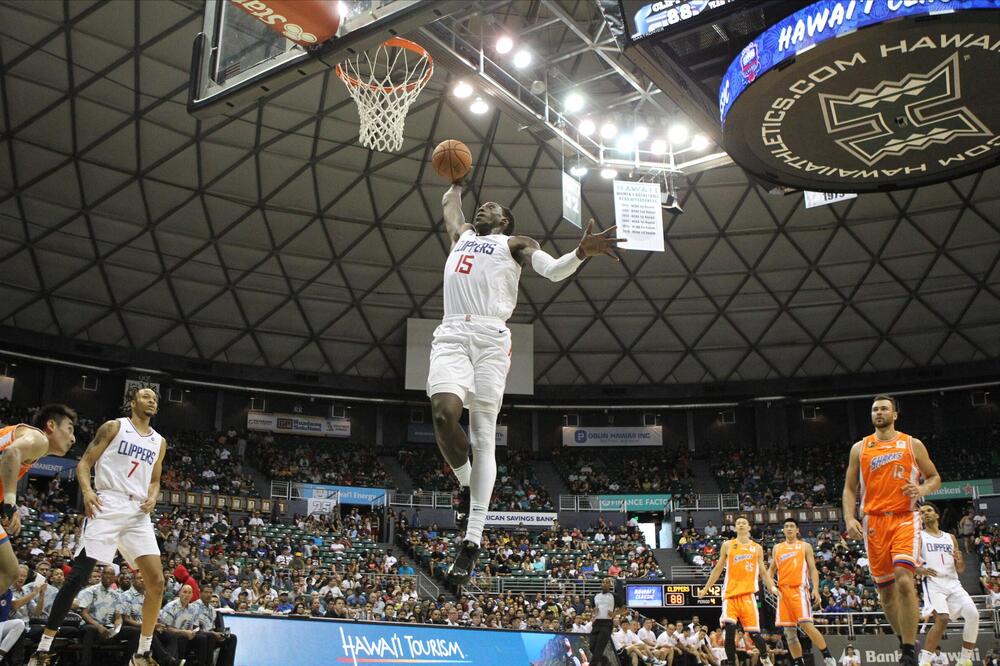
left=577, top=219, right=623, bottom=261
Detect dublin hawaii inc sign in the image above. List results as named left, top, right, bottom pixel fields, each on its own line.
left=719, top=0, right=1000, bottom=192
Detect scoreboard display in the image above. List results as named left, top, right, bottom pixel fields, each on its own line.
left=627, top=583, right=722, bottom=608
left=621, top=0, right=744, bottom=42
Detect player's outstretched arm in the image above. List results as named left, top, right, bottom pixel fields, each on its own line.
left=905, top=438, right=941, bottom=499
left=511, top=219, right=622, bottom=281
left=441, top=184, right=473, bottom=245
left=77, top=420, right=120, bottom=517
left=842, top=441, right=863, bottom=540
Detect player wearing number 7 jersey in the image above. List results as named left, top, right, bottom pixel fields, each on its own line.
left=429, top=182, right=621, bottom=585
left=30, top=387, right=167, bottom=666
left=842, top=394, right=941, bottom=666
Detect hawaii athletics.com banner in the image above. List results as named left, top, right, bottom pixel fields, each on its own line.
left=247, top=412, right=350, bottom=438
left=225, top=614, right=592, bottom=666
left=562, top=426, right=662, bottom=447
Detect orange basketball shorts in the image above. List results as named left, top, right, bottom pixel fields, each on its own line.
left=863, top=510, right=920, bottom=587
left=775, top=585, right=813, bottom=626
left=721, top=593, right=759, bottom=632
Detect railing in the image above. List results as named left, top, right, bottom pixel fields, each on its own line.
left=670, top=565, right=710, bottom=580
left=464, top=576, right=607, bottom=597
left=559, top=495, right=625, bottom=512
left=415, top=569, right=440, bottom=600
left=388, top=490, right=455, bottom=509
left=673, top=494, right=740, bottom=511
left=270, top=480, right=290, bottom=499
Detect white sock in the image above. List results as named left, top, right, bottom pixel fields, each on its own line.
left=138, top=633, right=153, bottom=654
left=919, top=649, right=934, bottom=665
left=464, top=408, right=497, bottom=547
left=38, top=632, right=54, bottom=652
left=452, top=461, right=471, bottom=487
left=960, top=648, right=974, bottom=661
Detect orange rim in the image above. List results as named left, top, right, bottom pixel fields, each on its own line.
left=336, top=37, right=433, bottom=93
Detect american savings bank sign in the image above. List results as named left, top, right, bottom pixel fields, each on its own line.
left=719, top=0, right=1000, bottom=192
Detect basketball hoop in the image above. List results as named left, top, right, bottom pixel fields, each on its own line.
left=336, top=37, right=433, bottom=153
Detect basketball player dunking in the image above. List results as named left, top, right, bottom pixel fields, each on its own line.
left=917, top=502, right=977, bottom=666
left=842, top=394, right=941, bottom=666
left=766, top=518, right=837, bottom=666
left=430, top=182, right=621, bottom=584
left=697, top=515, right=776, bottom=666
left=30, top=387, right=167, bottom=666
left=0, top=405, right=77, bottom=595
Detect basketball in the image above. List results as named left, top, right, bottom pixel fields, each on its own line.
left=432, top=139, right=472, bottom=183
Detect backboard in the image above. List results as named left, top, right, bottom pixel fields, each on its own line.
left=187, top=0, right=465, bottom=118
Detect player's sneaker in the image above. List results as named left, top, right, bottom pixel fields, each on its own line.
left=824, top=657, right=837, bottom=666
left=27, top=652, right=57, bottom=666
left=129, top=652, right=159, bottom=666
left=446, top=540, right=480, bottom=586
left=955, top=660, right=973, bottom=666
left=761, top=659, right=774, bottom=666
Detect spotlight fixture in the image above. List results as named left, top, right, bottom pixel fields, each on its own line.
left=565, top=92, right=585, bottom=113
left=600, top=122, right=618, bottom=139
left=496, top=35, right=513, bottom=54
left=570, top=165, right=588, bottom=177
left=470, top=97, right=489, bottom=114
left=633, top=125, right=649, bottom=142
left=650, top=139, right=667, bottom=155
left=616, top=134, right=635, bottom=152
left=513, top=49, right=532, bottom=68
left=600, top=168, right=618, bottom=179
left=668, top=123, right=688, bottom=145
left=452, top=81, right=473, bottom=98
left=579, top=118, right=596, bottom=136
left=691, top=134, right=711, bottom=151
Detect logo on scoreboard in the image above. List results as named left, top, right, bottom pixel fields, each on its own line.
left=740, top=42, right=760, bottom=83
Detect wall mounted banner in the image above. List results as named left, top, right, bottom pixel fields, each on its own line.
left=27, top=456, right=78, bottom=479
left=613, top=180, right=664, bottom=252
left=294, top=483, right=386, bottom=506
left=306, top=497, right=338, bottom=516
left=247, top=412, right=350, bottom=438
left=719, top=0, right=1000, bottom=192
left=925, top=478, right=993, bottom=500
left=407, top=422, right=507, bottom=446
left=562, top=171, right=582, bottom=228
left=485, top=511, right=558, bottom=527
left=562, top=426, right=663, bottom=447
left=225, top=614, right=593, bottom=666
left=598, top=494, right=673, bottom=511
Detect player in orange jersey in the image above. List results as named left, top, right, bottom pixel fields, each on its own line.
left=842, top=394, right=941, bottom=666
left=698, top=515, right=776, bottom=666
left=767, top=518, right=836, bottom=666
left=0, top=405, right=76, bottom=594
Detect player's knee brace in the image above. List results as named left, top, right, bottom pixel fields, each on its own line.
left=783, top=628, right=800, bottom=646
left=960, top=604, right=979, bottom=642
left=749, top=632, right=768, bottom=656
left=45, top=551, right=97, bottom=631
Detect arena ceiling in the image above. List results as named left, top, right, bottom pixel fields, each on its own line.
left=1, top=0, right=999, bottom=390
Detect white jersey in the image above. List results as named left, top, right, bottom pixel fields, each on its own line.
left=443, top=229, right=521, bottom=321
left=920, top=530, right=959, bottom=582
left=95, top=418, right=161, bottom=500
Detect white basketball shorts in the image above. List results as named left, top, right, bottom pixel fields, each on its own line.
left=76, top=490, right=160, bottom=567
left=427, top=316, right=511, bottom=412
left=921, top=577, right=975, bottom=617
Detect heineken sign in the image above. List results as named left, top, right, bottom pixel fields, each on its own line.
left=719, top=0, right=1000, bottom=192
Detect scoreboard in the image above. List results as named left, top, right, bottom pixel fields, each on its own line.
left=627, top=583, right=722, bottom=608
left=621, top=0, right=744, bottom=42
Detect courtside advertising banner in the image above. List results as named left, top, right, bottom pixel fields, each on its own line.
left=247, top=412, right=351, bottom=438
left=485, top=511, right=558, bottom=527
left=407, top=422, right=507, bottom=446
left=225, top=614, right=592, bottom=666
left=295, top=483, right=386, bottom=506
left=613, top=180, right=665, bottom=252
left=598, top=494, right=672, bottom=511
left=562, top=426, right=662, bottom=447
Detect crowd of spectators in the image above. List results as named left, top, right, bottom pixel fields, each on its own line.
left=250, top=433, right=392, bottom=489
left=161, top=429, right=260, bottom=498
left=553, top=447, right=694, bottom=497
left=397, top=448, right=555, bottom=511
left=397, top=515, right=663, bottom=588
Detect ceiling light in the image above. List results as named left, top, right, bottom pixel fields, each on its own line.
left=470, top=97, right=489, bottom=114
left=570, top=165, right=588, bottom=177
left=565, top=92, right=585, bottom=113
left=633, top=125, right=649, bottom=142
left=600, top=122, right=618, bottom=139
left=600, top=168, right=618, bottom=179
left=579, top=118, right=596, bottom=136
left=668, top=123, right=688, bottom=145
left=691, top=134, right=711, bottom=151
left=513, top=49, right=532, bottom=68
left=452, top=81, right=473, bottom=99
left=650, top=139, right=667, bottom=155
left=616, top=134, right=634, bottom=152
left=496, top=36, right=513, bottom=54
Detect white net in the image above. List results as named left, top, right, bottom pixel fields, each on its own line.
left=337, top=38, right=433, bottom=153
